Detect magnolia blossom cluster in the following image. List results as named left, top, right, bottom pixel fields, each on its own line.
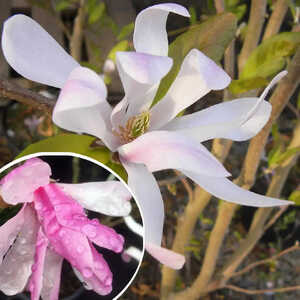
left=0, top=158, right=132, bottom=299
left=2, top=3, right=292, bottom=270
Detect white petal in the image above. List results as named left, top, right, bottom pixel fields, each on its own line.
left=183, top=170, right=293, bottom=207
left=57, top=181, right=132, bottom=217
left=162, top=98, right=272, bottom=142
left=112, top=52, right=172, bottom=128
left=150, top=49, right=231, bottom=130
left=118, top=131, right=230, bottom=177
left=146, top=243, right=185, bottom=270
left=0, top=205, right=25, bottom=264
left=120, top=159, right=163, bottom=246
left=0, top=206, right=39, bottom=295
left=52, top=67, right=119, bottom=151
left=134, top=3, right=190, bottom=56
left=2, top=14, right=79, bottom=88
left=162, top=71, right=287, bottom=142
left=40, top=249, right=63, bottom=300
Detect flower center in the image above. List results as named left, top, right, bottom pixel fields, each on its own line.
left=114, top=111, right=150, bottom=144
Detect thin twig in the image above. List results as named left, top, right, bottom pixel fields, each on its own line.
left=224, top=284, right=300, bottom=295
left=231, top=242, right=300, bottom=278
left=264, top=206, right=288, bottom=231
left=174, top=170, right=193, bottom=200
left=0, top=80, right=55, bottom=114
left=214, top=0, right=225, bottom=14
left=158, top=175, right=187, bottom=187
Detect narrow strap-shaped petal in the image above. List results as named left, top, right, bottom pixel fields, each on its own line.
left=182, top=170, right=293, bottom=207
left=0, top=206, right=39, bottom=296
left=162, top=98, right=271, bottom=142
left=146, top=243, right=185, bottom=270
left=53, top=67, right=119, bottom=151
left=133, top=3, right=190, bottom=56
left=57, top=181, right=132, bottom=217
left=2, top=14, right=79, bottom=88
left=0, top=205, right=25, bottom=264
left=28, top=228, right=49, bottom=300
left=150, top=49, right=231, bottom=130
left=40, top=249, right=63, bottom=300
left=0, top=158, right=51, bottom=205
left=161, top=71, right=287, bottom=142
left=118, top=131, right=230, bottom=177
left=120, top=159, right=185, bottom=269
left=112, top=52, right=172, bottom=128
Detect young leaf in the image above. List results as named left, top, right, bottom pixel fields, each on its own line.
left=117, top=23, right=134, bottom=41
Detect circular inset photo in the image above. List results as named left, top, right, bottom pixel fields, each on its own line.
left=0, top=153, right=144, bottom=300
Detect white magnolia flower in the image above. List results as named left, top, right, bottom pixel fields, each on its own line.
left=2, top=3, right=291, bottom=269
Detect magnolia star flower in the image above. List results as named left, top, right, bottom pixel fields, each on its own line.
left=2, top=3, right=292, bottom=269
left=0, top=158, right=132, bottom=299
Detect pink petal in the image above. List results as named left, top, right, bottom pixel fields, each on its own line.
left=150, top=49, right=231, bottom=130
left=118, top=131, right=230, bottom=177
left=2, top=14, right=79, bottom=88
left=112, top=52, right=172, bottom=129
left=40, top=249, right=63, bottom=300
left=146, top=243, right=185, bottom=270
left=36, top=184, right=124, bottom=253
left=0, top=205, right=39, bottom=295
left=28, top=227, right=49, bottom=300
left=57, top=181, right=132, bottom=217
left=0, top=205, right=25, bottom=264
left=183, top=170, right=293, bottom=207
left=53, top=67, right=119, bottom=151
left=134, top=3, right=190, bottom=56
left=0, top=158, right=51, bottom=205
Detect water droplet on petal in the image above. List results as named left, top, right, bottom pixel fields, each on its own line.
left=82, top=267, right=93, bottom=278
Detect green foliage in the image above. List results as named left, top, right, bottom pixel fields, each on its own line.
left=117, top=23, right=134, bottom=41
left=188, top=6, right=197, bottom=25
left=275, top=210, right=296, bottom=230
left=87, top=2, right=105, bottom=25
left=108, top=40, right=130, bottom=62
left=152, top=13, right=237, bottom=105
left=289, top=190, right=300, bottom=205
left=225, top=0, right=247, bottom=21
left=17, top=134, right=110, bottom=164
left=55, top=0, right=73, bottom=11
left=229, top=32, right=300, bottom=95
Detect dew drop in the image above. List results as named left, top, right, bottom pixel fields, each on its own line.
left=82, top=267, right=93, bottom=278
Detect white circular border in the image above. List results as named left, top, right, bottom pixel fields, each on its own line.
left=0, top=151, right=145, bottom=300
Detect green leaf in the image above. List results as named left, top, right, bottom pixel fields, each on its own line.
left=117, top=23, right=134, bottom=41
left=229, top=4, right=247, bottom=20
left=88, top=2, right=105, bottom=24
left=55, top=0, right=72, bottom=11
left=241, top=32, right=300, bottom=79
left=289, top=190, right=300, bottom=205
left=276, top=147, right=300, bottom=165
left=297, top=92, right=300, bottom=110
left=152, top=13, right=237, bottom=105
left=107, top=40, right=130, bottom=62
left=229, top=77, right=269, bottom=95
left=188, top=6, right=197, bottom=25
left=17, top=134, right=110, bottom=164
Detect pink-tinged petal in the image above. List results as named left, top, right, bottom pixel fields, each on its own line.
left=57, top=181, right=132, bottom=217
left=0, top=158, right=51, bottom=205
left=112, top=52, right=172, bottom=128
left=134, top=3, right=190, bottom=56
left=146, top=243, right=185, bottom=270
left=150, top=49, right=231, bottom=130
left=162, top=99, right=271, bottom=142
left=118, top=131, right=230, bottom=177
left=0, top=205, right=25, bottom=264
left=162, top=71, right=287, bottom=142
left=183, top=170, right=293, bottom=207
left=0, top=205, right=39, bottom=295
left=40, top=249, right=63, bottom=300
left=35, top=184, right=124, bottom=253
left=2, top=15, right=79, bottom=88
left=28, top=228, right=49, bottom=300
left=53, top=67, right=119, bottom=151
left=120, top=159, right=163, bottom=246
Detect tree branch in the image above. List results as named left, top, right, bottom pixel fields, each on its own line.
left=0, top=80, right=55, bottom=114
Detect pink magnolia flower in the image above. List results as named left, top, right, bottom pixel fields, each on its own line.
left=2, top=3, right=292, bottom=270
left=0, top=158, right=132, bottom=299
